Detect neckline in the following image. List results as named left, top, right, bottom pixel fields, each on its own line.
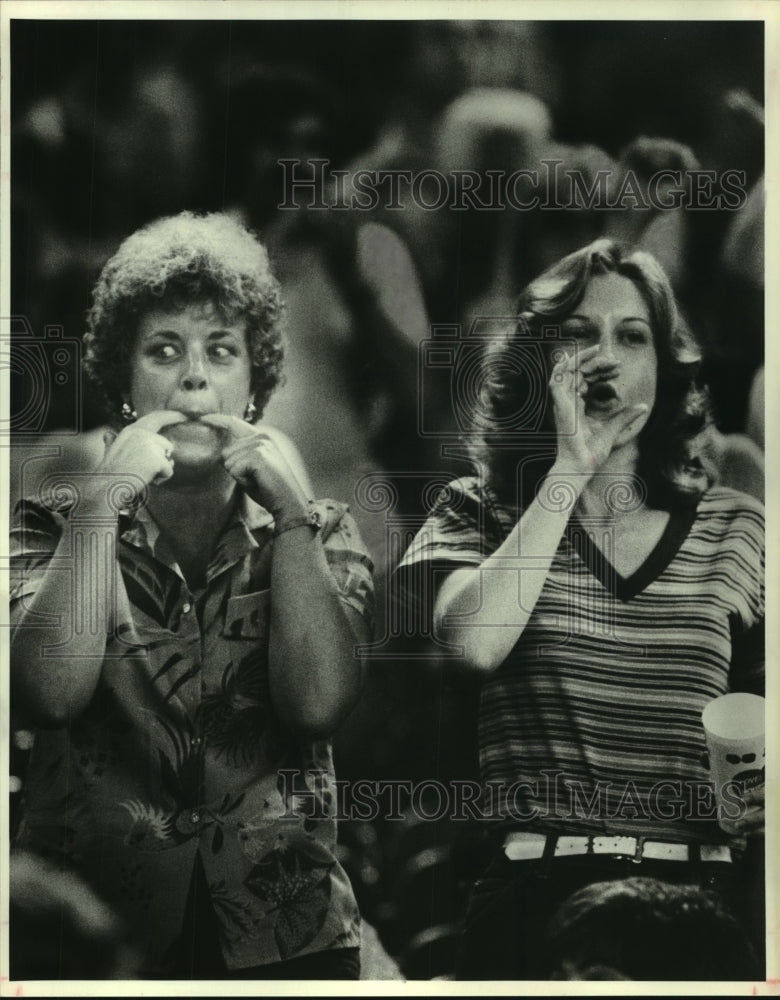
left=566, top=504, right=698, bottom=601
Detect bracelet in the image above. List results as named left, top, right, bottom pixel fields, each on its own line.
left=273, top=504, right=323, bottom=537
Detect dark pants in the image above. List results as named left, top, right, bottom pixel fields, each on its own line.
left=165, top=857, right=361, bottom=980
left=456, top=842, right=764, bottom=980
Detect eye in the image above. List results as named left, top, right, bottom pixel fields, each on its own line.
left=620, top=327, right=650, bottom=346
left=564, top=326, right=594, bottom=343
left=209, top=344, right=239, bottom=361
left=147, top=343, right=179, bottom=361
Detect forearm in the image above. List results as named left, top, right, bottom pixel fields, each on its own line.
left=434, top=464, right=584, bottom=674
left=11, top=494, right=119, bottom=726
left=268, top=527, right=366, bottom=737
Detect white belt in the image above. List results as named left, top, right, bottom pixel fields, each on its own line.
left=503, top=831, right=732, bottom=864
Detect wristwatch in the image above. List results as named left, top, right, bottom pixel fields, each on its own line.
left=273, top=503, right=323, bottom=537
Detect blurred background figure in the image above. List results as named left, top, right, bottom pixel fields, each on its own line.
left=524, top=140, right=618, bottom=277
left=10, top=850, right=141, bottom=980
left=710, top=170, right=764, bottom=429
left=602, top=135, right=701, bottom=291
left=545, top=877, right=760, bottom=981
left=431, top=87, right=552, bottom=333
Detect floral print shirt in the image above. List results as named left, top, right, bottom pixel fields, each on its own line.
left=10, top=491, right=374, bottom=973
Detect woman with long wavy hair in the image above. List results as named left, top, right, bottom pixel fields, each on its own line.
left=396, top=238, right=764, bottom=979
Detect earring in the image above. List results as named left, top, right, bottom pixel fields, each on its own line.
left=121, top=402, right=138, bottom=423
left=244, top=401, right=258, bottom=423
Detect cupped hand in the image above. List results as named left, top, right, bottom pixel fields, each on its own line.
left=198, top=414, right=310, bottom=518
left=97, top=411, right=188, bottom=489
left=550, top=345, right=648, bottom=476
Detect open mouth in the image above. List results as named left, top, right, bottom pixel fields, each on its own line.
left=585, top=381, right=619, bottom=410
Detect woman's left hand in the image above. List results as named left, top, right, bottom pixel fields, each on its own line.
left=199, top=415, right=309, bottom=519
left=735, top=784, right=765, bottom=837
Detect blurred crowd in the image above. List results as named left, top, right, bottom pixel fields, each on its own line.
left=9, top=17, right=765, bottom=980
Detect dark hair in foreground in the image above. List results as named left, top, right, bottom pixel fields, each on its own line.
left=545, top=877, right=759, bottom=981
left=469, top=239, right=714, bottom=510
left=84, top=211, right=284, bottom=424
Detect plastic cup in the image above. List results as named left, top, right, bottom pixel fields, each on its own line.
left=702, top=692, right=765, bottom=835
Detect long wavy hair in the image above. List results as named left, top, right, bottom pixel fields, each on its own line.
left=468, top=239, right=714, bottom=511
left=83, top=211, right=284, bottom=425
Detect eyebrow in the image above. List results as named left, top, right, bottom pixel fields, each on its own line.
left=564, top=314, right=651, bottom=325
left=141, top=328, right=241, bottom=339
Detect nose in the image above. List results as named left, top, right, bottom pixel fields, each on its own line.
left=594, top=333, right=620, bottom=371
left=599, top=334, right=618, bottom=365
left=181, top=353, right=208, bottom=391
left=182, top=372, right=208, bottom=391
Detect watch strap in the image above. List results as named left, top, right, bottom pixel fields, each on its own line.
left=273, top=504, right=323, bottom=537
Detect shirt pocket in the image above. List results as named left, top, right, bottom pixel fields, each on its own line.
left=223, top=589, right=270, bottom=640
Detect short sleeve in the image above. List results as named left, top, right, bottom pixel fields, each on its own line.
left=8, top=500, right=65, bottom=615
left=393, top=477, right=511, bottom=625
left=314, top=500, right=375, bottom=631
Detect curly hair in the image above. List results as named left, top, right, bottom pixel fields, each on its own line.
left=468, top=238, right=714, bottom=510
left=83, top=211, right=284, bottom=423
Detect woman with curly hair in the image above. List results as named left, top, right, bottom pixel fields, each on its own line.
left=10, top=212, right=374, bottom=979
left=396, top=239, right=764, bottom=979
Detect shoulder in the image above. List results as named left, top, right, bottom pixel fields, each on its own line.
left=689, top=487, right=764, bottom=567
left=416, top=477, right=489, bottom=541
left=9, top=499, right=69, bottom=601
left=427, top=474, right=480, bottom=509
left=10, top=427, right=107, bottom=508
left=396, top=476, right=511, bottom=572
left=695, top=486, right=764, bottom=532
left=427, top=476, right=507, bottom=520
left=427, top=476, right=517, bottom=540
left=11, top=495, right=70, bottom=536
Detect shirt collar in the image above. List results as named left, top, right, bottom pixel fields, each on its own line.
left=119, top=491, right=274, bottom=582
left=213, top=494, right=274, bottom=575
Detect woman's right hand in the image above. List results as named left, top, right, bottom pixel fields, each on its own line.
left=549, top=345, right=648, bottom=477
left=92, top=412, right=188, bottom=498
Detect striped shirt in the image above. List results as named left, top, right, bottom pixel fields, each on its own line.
left=397, top=479, right=764, bottom=844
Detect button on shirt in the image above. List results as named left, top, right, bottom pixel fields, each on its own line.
left=10, top=491, right=374, bottom=973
